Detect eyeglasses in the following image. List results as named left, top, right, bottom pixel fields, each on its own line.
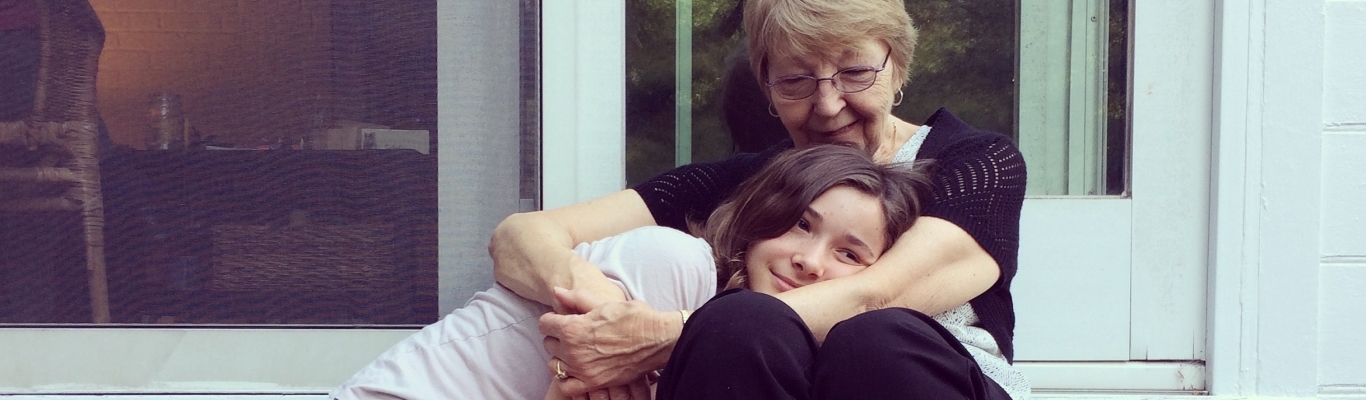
left=765, top=50, right=891, bottom=100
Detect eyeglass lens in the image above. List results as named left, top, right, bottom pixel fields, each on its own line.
left=771, top=69, right=879, bottom=100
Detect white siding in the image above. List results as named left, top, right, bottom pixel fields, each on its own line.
left=1323, top=1, right=1366, bottom=126
left=1319, top=263, right=1366, bottom=390
left=1318, top=0, right=1366, bottom=393
left=1254, top=0, right=1325, bottom=396
left=1320, top=133, right=1366, bottom=257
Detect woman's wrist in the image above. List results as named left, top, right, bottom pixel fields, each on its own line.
left=644, top=308, right=687, bottom=371
left=565, top=259, right=628, bottom=304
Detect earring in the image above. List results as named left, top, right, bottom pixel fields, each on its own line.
left=892, top=90, right=904, bottom=106
left=768, top=103, right=780, bottom=117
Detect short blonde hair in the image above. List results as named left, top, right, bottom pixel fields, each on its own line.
left=744, top=0, right=918, bottom=89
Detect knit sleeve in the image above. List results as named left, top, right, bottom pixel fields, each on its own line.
left=923, top=134, right=1027, bottom=290
left=632, top=140, right=792, bottom=231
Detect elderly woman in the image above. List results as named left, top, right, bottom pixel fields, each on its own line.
left=492, top=0, right=1027, bottom=398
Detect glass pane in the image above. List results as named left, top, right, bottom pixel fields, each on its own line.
left=624, top=0, right=1129, bottom=195
left=897, top=2, right=1018, bottom=148
left=1105, top=0, right=1129, bottom=196
left=1017, top=0, right=1129, bottom=195
left=624, top=0, right=673, bottom=186
left=625, top=0, right=745, bottom=186
left=0, top=1, right=463, bottom=325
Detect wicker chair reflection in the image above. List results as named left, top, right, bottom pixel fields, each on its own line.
left=0, top=0, right=109, bottom=323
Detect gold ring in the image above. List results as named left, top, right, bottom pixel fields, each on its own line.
left=554, top=358, right=569, bottom=380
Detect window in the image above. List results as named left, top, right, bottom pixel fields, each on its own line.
left=0, top=0, right=535, bottom=392
left=3, top=0, right=439, bottom=326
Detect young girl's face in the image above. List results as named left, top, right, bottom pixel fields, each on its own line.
left=745, top=185, right=889, bottom=295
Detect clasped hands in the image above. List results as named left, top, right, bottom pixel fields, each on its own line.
left=540, top=286, right=681, bottom=400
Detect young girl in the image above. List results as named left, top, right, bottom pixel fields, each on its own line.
left=332, top=145, right=932, bottom=400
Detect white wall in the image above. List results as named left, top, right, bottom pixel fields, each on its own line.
left=1218, top=0, right=1366, bottom=396
left=1203, top=0, right=1366, bottom=397
left=1318, top=0, right=1366, bottom=393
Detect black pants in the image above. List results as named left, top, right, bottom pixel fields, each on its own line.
left=656, top=289, right=1012, bottom=400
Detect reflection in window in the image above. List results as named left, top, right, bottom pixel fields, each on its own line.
left=624, top=0, right=1129, bottom=195
left=1, top=1, right=441, bottom=324
left=1017, top=0, right=1130, bottom=195
left=625, top=0, right=745, bottom=185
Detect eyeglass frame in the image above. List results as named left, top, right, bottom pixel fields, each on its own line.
left=764, top=50, right=892, bottom=101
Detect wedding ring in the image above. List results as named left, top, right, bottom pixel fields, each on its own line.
left=554, top=358, right=569, bottom=380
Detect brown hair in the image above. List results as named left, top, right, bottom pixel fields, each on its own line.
left=694, top=145, right=933, bottom=290
left=743, top=0, right=919, bottom=89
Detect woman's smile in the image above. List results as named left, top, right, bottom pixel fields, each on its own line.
left=813, top=120, right=858, bottom=142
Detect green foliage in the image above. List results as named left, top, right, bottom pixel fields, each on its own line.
left=897, top=1, right=1017, bottom=140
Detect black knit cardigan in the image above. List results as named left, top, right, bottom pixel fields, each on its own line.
left=633, top=108, right=1027, bottom=361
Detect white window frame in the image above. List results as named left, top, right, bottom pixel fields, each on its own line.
left=0, top=0, right=1327, bottom=398
left=541, top=0, right=626, bottom=209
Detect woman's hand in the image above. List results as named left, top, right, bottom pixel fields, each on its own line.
left=540, top=287, right=682, bottom=396
left=545, top=375, right=652, bottom=400
left=544, top=376, right=652, bottom=400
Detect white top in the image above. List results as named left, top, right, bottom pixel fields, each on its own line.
left=332, top=226, right=716, bottom=400
left=892, top=123, right=934, bottom=164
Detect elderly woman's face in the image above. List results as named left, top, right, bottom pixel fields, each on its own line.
left=766, top=39, right=901, bottom=154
